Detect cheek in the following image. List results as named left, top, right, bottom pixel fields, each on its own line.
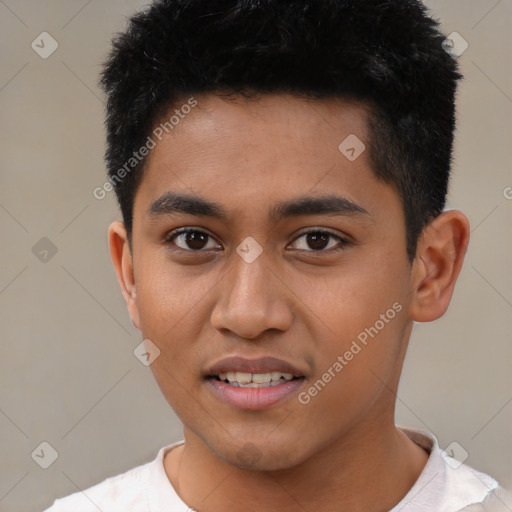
left=296, top=308, right=407, bottom=441
left=295, top=257, right=407, bottom=345
left=294, top=260, right=408, bottom=398
left=133, top=254, right=219, bottom=380
left=135, top=252, right=209, bottom=337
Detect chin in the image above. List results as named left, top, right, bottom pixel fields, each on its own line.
left=209, top=437, right=311, bottom=472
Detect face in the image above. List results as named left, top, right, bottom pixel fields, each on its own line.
left=119, top=93, right=417, bottom=470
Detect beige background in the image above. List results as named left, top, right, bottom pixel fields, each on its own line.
left=0, top=1, right=511, bottom=511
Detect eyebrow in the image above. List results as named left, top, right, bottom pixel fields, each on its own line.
left=148, top=192, right=370, bottom=223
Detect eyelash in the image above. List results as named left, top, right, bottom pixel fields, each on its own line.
left=163, top=227, right=351, bottom=254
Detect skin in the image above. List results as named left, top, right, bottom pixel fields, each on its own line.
left=109, top=93, right=470, bottom=512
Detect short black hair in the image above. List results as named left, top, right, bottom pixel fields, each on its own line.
left=99, top=0, right=462, bottom=261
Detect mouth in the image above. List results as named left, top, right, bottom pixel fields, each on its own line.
left=211, top=371, right=301, bottom=388
left=205, top=356, right=306, bottom=410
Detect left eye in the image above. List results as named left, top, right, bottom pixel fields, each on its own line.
left=289, top=230, right=347, bottom=252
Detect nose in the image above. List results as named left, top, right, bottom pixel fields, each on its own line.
left=210, top=250, right=293, bottom=339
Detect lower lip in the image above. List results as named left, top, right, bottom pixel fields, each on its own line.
left=207, top=377, right=305, bottom=410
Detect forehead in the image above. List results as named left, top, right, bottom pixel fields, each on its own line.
left=134, top=92, right=396, bottom=223
left=153, top=92, right=371, bottom=156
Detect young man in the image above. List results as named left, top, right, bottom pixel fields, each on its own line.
left=45, top=0, right=504, bottom=511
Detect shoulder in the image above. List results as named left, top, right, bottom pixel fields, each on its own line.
left=440, top=460, right=500, bottom=511
left=43, top=443, right=182, bottom=512
left=43, top=462, right=150, bottom=512
left=398, top=427, right=500, bottom=512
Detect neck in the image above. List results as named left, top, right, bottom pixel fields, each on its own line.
left=164, top=417, right=428, bottom=512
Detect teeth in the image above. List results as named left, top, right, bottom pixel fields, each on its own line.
left=236, top=372, right=252, bottom=384
left=217, top=371, right=296, bottom=387
left=252, top=373, right=271, bottom=384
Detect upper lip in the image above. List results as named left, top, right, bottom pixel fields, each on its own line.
left=206, top=356, right=304, bottom=377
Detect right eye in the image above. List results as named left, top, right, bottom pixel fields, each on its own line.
left=164, top=228, right=222, bottom=252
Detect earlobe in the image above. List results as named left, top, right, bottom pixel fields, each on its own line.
left=409, top=210, right=470, bottom=323
left=108, top=221, right=141, bottom=330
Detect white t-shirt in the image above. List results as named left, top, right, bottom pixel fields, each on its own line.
left=43, top=428, right=499, bottom=512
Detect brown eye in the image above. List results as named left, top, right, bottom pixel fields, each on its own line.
left=166, top=229, right=221, bottom=251
left=304, top=232, right=330, bottom=250
left=289, top=230, right=348, bottom=252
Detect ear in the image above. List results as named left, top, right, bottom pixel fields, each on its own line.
left=108, top=221, right=141, bottom=330
left=409, top=210, right=470, bottom=322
